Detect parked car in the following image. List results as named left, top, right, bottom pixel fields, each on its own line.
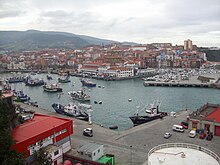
left=196, top=129, right=204, bottom=134
left=189, top=130, right=197, bottom=138
left=172, top=124, right=184, bottom=132
left=83, top=128, right=93, bottom=137
left=181, top=121, right=189, bottom=129
left=199, top=133, right=206, bottom=139
left=206, top=132, right=213, bottom=141
left=164, top=132, right=172, bottom=139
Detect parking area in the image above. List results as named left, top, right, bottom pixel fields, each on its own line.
left=18, top=103, right=220, bottom=165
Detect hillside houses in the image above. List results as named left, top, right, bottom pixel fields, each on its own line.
left=0, top=40, right=209, bottom=78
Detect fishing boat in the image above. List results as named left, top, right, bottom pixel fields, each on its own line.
left=7, top=76, right=24, bottom=83
left=129, top=100, right=168, bottom=126
left=80, top=79, right=96, bottom=87
left=43, top=84, right=63, bottom=92
left=68, top=89, right=91, bottom=102
left=46, top=75, right=53, bottom=80
left=25, top=78, right=45, bottom=86
left=14, top=91, right=31, bottom=102
left=58, top=75, right=71, bottom=83
left=51, top=103, right=89, bottom=121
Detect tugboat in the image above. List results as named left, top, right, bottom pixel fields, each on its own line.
left=80, top=79, right=96, bottom=87
left=43, top=84, right=63, bottom=92
left=68, top=89, right=90, bottom=102
left=129, top=100, right=167, bottom=126
left=51, top=103, right=89, bottom=121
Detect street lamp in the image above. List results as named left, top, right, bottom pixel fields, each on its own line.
left=130, top=145, right=132, bottom=165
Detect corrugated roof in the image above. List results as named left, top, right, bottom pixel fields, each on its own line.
left=78, top=143, right=103, bottom=153
left=11, top=113, right=71, bottom=143
left=205, top=107, right=220, bottom=123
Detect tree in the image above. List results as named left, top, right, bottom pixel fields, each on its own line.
left=33, top=147, right=52, bottom=165
left=0, top=93, right=26, bottom=164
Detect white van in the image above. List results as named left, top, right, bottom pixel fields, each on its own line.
left=172, top=124, right=184, bottom=132
left=189, top=130, right=196, bottom=138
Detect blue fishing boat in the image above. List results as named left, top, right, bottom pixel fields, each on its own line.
left=25, top=78, right=45, bottom=86
left=14, top=91, right=31, bottom=102
left=51, top=103, right=89, bottom=121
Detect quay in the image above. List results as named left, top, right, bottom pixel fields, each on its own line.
left=143, top=74, right=220, bottom=89
left=16, top=103, right=220, bottom=165
left=143, top=81, right=214, bottom=88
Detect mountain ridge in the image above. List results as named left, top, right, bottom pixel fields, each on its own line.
left=0, top=30, right=118, bottom=51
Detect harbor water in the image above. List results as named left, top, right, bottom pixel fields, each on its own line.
left=2, top=73, right=220, bottom=130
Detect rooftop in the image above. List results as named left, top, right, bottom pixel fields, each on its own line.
left=189, top=103, right=220, bottom=122
left=148, top=143, right=220, bottom=165
left=78, top=143, right=103, bottom=154
left=11, top=113, right=72, bottom=143
left=205, top=107, right=220, bottom=123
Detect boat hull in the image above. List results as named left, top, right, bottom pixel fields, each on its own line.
left=43, top=85, right=63, bottom=92
left=51, top=103, right=89, bottom=121
left=129, top=115, right=161, bottom=126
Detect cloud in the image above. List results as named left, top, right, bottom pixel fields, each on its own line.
left=0, top=10, right=25, bottom=18
left=0, top=0, right=219, bottom=46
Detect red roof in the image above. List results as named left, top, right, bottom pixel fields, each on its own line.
left=2, top=93, right=13, bottom=98
left=205, top=107, right=220, bottom=123
left=11, top=114, right=72, bottom=143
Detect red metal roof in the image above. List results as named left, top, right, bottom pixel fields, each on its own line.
left=205, top=107, right=220, bottom=123
left=11, top=114, right=72, bottom=143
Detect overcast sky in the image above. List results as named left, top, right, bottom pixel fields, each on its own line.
left=0, top=0, right=220, bottom=47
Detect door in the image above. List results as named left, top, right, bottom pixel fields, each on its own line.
left=214, top=126, right=220, bottom=136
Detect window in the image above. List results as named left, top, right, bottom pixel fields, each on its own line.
left=98, top=149, right=100, bottom=153
left=93, top=153, right=95, bottom=156
left=81, top=152, right=83, bottom=155
left=54, top=150, right=59, bottom=156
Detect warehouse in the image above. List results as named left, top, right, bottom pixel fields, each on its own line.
left=11, top=113, right=73, bottom=163
left=189, top=103, right=220, bottom=136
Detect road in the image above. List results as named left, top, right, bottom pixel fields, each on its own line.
left=17, top=103, right=220, bottom=165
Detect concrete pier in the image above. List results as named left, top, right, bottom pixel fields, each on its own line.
left=143, top=81, right=213, bottom=88
left=16, top=103, right=220, bottom=165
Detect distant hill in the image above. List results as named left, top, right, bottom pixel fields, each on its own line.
left=0, top=30, right=117, bottom=51
left=198, top=47, right=220, bottom=62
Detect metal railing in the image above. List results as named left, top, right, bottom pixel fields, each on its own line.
left=148, top=143, right=220, bottom=164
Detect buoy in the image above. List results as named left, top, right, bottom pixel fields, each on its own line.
left=98, top=101, right=102, bottom=104
left=94, top=101, right=98, bottom=104
left=128, top=99, right=132, bottom=102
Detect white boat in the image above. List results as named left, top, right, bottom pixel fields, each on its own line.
left=68, top=89, right=90, bottom=102
left=43, top=84, right=63, bottom=92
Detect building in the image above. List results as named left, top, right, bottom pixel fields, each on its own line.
left=184, top=39, right=193, bottom=50
left=106, top=67, right=134, bottom=78
left=11, top=113, right=73, bottom=164
left=148, top=143, right=220, bottom=165
left=45, top=144, right=63, bottom=165
left=188, top=103, right=220, bottom=136
left=77, top=143, right=104, bottom=161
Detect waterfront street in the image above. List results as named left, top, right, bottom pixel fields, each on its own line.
left=17, top=103, right=220, bottom=165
